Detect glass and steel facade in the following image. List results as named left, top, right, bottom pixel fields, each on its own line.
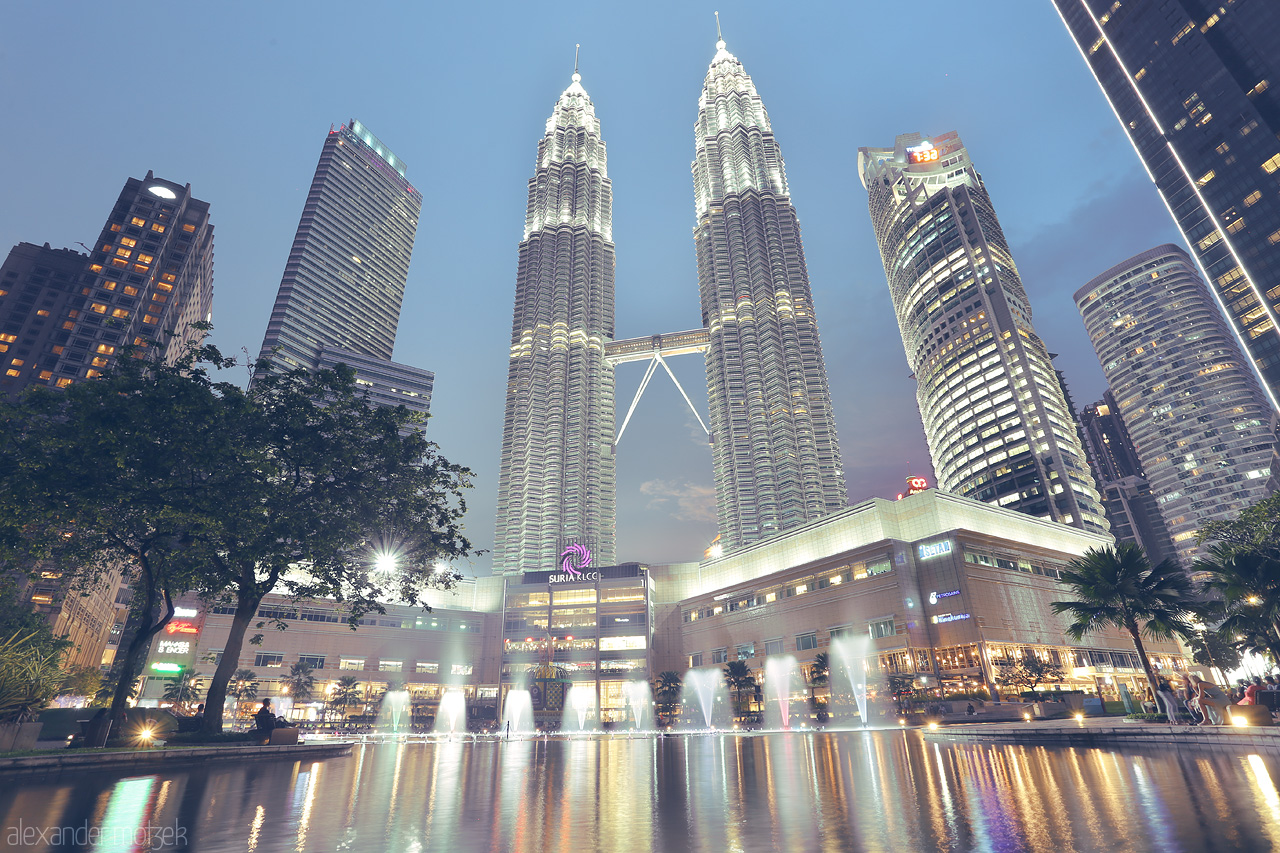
left=316, top=344, right=432, bottom=417
left=494, top=71, right=617, bottom=574
left=1052, top=0, right=1280, bottom=408
left=858, top=133, right=1108, bottom=535
left=692, top=37, right=846, bottom=552
left=256, top=119, right=422, bottom=373
left=1075, top=244, right=1274, bottom=566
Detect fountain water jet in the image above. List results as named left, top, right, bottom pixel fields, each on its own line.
left=562, top=684, right=598, bottom=732
left=764, top=656, right=801, bottom=730
left=376, top=689, right=411, bottom=733
left=502, top=689, right=535, bottom=736
left=622, top=681, right=654, bottom=730
left=434, top=689, right=467, bottom=735
left=680, top=669, right=729, bottom=730
left=831, top=634, right=875, bottom=727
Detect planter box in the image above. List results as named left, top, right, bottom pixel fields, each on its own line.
left=0, top=721, right=44, bottom=752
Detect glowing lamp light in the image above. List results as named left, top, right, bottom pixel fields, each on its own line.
left=147, top=185, right=177, bottom=199
left=150, top=662, right=183, bottom=673
left=928, top=722, right=939, bottom=731
left=1023, top=712, right=1032, bottom=721
left=1233, top=715, right=1250, bottom=727
left=138, top=726, right=155, bottom=741
left=1074, top=713, right=1085, bottom=723
left=375, top=552, right=397, bottom=573
left=899, top=718, right=906, bottom=726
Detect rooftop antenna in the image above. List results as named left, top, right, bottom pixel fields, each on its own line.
left=715, top=10, right=723, bottom=42
left=574, top=43, right=580, bottom=75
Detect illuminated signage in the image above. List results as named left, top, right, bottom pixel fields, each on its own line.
left=548, top=571, right=601, bottom=584
left=906, top=475, right=929, bottom=495
left=156, top=640, right=191, bottom=655
left=928, top=590, right=961, bottom=605
left=173, top=607, right=198, bottom=618
left=150, top=662, right=183, bottom=673
left=907, top=141, right=940, bottom=164
left=931, top=613, right=971, bottom=624
left=165, top=621, right=199, bottom=635
left=918, top=540, right=953, bottom=560
left=559, top=543, right=592, bottom=576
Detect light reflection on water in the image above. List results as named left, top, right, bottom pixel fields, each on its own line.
left=2, top=731, right=1279, bottom=852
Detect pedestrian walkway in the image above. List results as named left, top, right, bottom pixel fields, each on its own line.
left=924, top=716, right=1280, bottom=754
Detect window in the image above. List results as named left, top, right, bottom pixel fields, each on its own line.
left=796, top=632, right=818, bottom=651
left=600, top=636, right=646, bottom=651
left=130, top=217, right=147, bottom=227
left=450, top=663, right=473, bottom=676
left=415, top=662, right=439, bottom=674
left=869, top=619, right=895, bottom=640
left=339, top=658, right=364, bottom=671
left=378, top=660, right=402, bottom=672
left=736, top=643, right=755, bottom=660
left=689, top=653, right=703, bottom=668
left=764, top=639, right=783, bottom=656
left=151, top=223, right=166, bottom=233
left=253, top=653, right=283, bottom=668
left=298, top=655, right=325, bottom=669
left=712, top=648, right=728, bottom=664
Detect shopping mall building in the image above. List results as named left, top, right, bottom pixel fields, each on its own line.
left=139, top=490, right=1188, bottom=725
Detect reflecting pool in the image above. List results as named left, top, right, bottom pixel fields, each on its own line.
left=4, top=731, right=1280, bottom=852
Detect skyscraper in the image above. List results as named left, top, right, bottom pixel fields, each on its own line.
left=1051, top=0, right=1280, bottom=408
left=0, top=242, right=90, bottom=397
left=1076, top=244, right=1273, bottom=566
left=493, top=68, right=617, bottom=575
left=859, top=132, right=1108, bottom=535
left=256, top=120, right=422, bottom=373
left=693, top=34, right=846, bottom=551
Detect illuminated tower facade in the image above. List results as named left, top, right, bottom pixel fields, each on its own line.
left=1076, top=244, right=1274, bottom=566
left=859, top=132, right=1108, bottom=535
left=494, top=69, right=616, bottom=575
left=693, top=35, right=846, bottom=551
left=1052, top=0, right=1280, bottom=408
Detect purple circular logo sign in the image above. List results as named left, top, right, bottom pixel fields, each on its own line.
left=560, top=543, right=591, bottom=576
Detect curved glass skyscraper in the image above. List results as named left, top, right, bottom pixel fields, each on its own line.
left=693, top=35, right=846, bottom=551
left=494, top=69, right=617, bottom=575
left=859, top=132, right=1108, bottom=535
left=1076, top=244, right=1273, bottom=566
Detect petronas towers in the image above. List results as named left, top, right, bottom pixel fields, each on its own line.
left=494, top=38, right=846, bottom=574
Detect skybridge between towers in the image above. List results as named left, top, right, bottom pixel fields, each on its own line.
left=604, top=328, right=711, bottom=447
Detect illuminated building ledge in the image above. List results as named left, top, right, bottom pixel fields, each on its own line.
left=657, top=488, right=1113, bottom=602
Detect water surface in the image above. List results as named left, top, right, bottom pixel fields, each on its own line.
left=3, top=731, right=1279, bottom=852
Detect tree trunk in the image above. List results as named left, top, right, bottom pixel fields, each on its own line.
left=201, top=588, right=260, bottom=734
left=94, top=571, right=172, bottom=747
left=1126, top=621, right=1163, bottom=704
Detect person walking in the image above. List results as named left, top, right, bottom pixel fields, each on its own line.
left=1155, top=678, right=1181, bottom=724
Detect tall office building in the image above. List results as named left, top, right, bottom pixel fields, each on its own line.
left=254, top=120, right=433, bottom=416
left=493, top=68, right=617, bottom=575
left=693, top=35, right=846, bottom=551
left=1076, top=244, right=1274, bottom=566
left=1052, top=0, right=1280, bottom=408
left=859, top=132, right=1108, bottom=535
left=256, top=120, right=422, bottom=372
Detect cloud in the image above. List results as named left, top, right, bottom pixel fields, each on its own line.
left=640, top=479, right=718, bottom=523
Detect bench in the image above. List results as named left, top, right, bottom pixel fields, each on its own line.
left=266, top=727, right=300, bottom=745
left=1227, top=704, right=1274, bottom=726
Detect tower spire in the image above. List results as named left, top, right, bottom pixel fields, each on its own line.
left=714, top=11, right=724, bottom=49
left=574, top=43, right=580, bottom=75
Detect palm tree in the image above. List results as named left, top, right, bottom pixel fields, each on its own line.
left=1195, top=544, right=1280, bottom=651
left=652, top=671, right=683, bottom=726
left=281, top=662, right=317, bottom=703
left=330, top=676, right=361, bottom=723
left=227, top=668, right=259, bottom=701
left=1052, top=543, right=1199, bottom=700
left=809, top=653, right=830, bottom=720
left=162, top=670, right=204, bottom=712
left=723, top=660, right=755, bottom=719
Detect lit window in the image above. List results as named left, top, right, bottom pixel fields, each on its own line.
left=90, top=303, right=107, bottom=314
left=1245, top=190, right=1262, bottom=207
left=110, top=223, right=121, bottom=232
left=157, top=282, right=174, bottom=292
left=152, top=292, right=169, bottom=303
left=1196, top=169, right=1215, bottom=186
left=1227, top=218, right=1246, bottom=234
left=110, top=258, right=128, bottom=268
left=115, top=247, right=131, bottom=257
left=35, top=309, right=49, bottom=317
left=378, top=660, right=402, bottom=672
left=91, top=357, right=108, bottom=367
left=132, top=264, right=149, bottom=273
left=339, top=658, right=364, bottom=671
left=38, top=370, right=51, bottom=380
left=136, top=253, right=154, bottom=264
left=182, top=223, right=196, bottom=233
left=10, top=358, right=22, bottom=366
left=85, top=369, right=101, bottom=378
left=89, top=264, right=103, bottom=273
left=1262, top=153, right=1280, bottom=175
left=51, top=345, right=63, bottom=355
left=61, top=321, right=75, bottom=330
left=5, top=369, right=18, bottom=377
left=96, top=343, right=115, bottom=354
left=0, top=334, right=14, bottom=343
left=119, top=237, right=137, bottom=248
left=600, top=636, right=646, bottom=651
left=143, top=314, right=159, bottom=325
left=151, top=223, right=165, bottom=233
left=415, top=662, right=439, bottom=673
left=131, top=217, right=146, bottom=227
left=110, top=308, right=129, bottom=319
left=1269, top=229, right=1280, bottom=246
left=123, top=285, right=138, bottom=296
left=102, top=280, right=117, bottom=291
left=450, top=664, right=473, bottom=675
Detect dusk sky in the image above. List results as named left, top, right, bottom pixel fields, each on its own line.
left=1, top=1, right=1182, bottom=574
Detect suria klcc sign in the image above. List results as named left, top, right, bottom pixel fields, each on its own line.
left=548, top=543, right=598, bottom=584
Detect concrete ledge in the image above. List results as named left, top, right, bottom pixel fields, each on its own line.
left=923, top=720, right=1280, bottom=754
left=0, top=741, right=354, bottom=777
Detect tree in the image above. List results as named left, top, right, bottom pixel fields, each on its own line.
left=59, top=665, right=102, bottom=700
left=281, top=662, right=317, bottom=703
left=1052, top=543, right=1199, bottom=701
left=995, top=656, right=1065, bottom=698
left=227, top=668, right=260, bottom=702
left=723, top=660, right=755, bottom=718
left=329, top=676, right=361, bottom=723
left=162, top=670, right=204, bottom=712
left=0, top=631, right=65, bottom=723
left=0, top=576, right=70, bottom=664
left=652, top=671, right=683, bottom=726
left=1186, top=628, right=1242, bottom=674
left=1194, top=544, right=1280, bottom=653
left=1197, top=492, right=1280, bottom=561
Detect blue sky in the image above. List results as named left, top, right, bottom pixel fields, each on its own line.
left=0, top=1, right=1181, bottom=573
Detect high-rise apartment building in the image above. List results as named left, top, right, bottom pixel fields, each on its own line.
left=493, top=69, right=617, bottom=575
left=693, top=35, right=846, bottom=551
left=0, top=173, right=213, bottom=393
left=1052, top=0, right=1280, bottom=407
left=1076, top=244, right=1274, bottom=566
left=256, top=120, right=422, bottom=373
left=859, top=132, right=1108, bottom=535
left=0, top=242, right=90, bottom=398
left=1079, top=392, right=1177, bottom=565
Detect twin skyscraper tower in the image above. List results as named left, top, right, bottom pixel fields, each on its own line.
left=494, top=36, right=847, bottom=575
